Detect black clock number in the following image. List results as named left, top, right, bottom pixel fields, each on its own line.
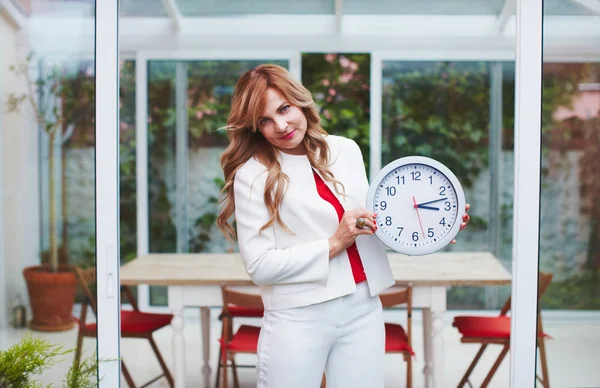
left=397, top=227, right=404, bottom=237
left=411, top=171, right=421, bottom=181
left=428, top=228, right=434, bottom=237
left=444, top=201, right=451, bottom=211
left=429, top=175, right=433, bottom=184
left=386, top=186, right=397, bottom=196
left=439, top=217, right=446, bottom=226
left=412, top=232, right=419, bottom=241
left=380, top=201, right=387, bottom=210
left=385, top=216, right=392, bottom=226
left=439, top=186, right=446, bottom=196
left=397, top=176, right=405, bottom=185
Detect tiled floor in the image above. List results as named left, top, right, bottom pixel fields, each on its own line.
left=2, top=309, right=599, bottom=388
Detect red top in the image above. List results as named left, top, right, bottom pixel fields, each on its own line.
left=312, top=170, right=367, bottom=284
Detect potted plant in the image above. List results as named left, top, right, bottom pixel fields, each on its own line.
left=0, top=335, right=101, bottom=387
left=5, top=53, right=79, bottom=331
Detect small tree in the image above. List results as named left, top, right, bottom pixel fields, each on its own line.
left=5, top=53, right=71, bottom=273
left=0, top=335, right=100, bottom=388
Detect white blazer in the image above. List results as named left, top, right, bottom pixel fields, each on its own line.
left=234, top=135, right=395, bottom=310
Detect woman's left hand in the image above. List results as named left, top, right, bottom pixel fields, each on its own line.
left=450, top=203, right=471, bottom=245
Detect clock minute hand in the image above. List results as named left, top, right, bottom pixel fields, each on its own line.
left=417, top=197, right=448, bottom=207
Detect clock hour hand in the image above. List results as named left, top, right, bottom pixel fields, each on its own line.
left=417, top=197, right=448, bottom=208
left=417, top=205, right=439, bottom=211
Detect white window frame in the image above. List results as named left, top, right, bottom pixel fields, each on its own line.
left=510, top=0, right=544, bottom=385
left=96, top=1, right=121, bottom=385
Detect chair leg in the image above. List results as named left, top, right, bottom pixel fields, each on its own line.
left=148, top=336, right=174, bottom=388
left=231, top=355, right=240, bottom=388
left=407, top=353, right=413, bottom=388
left=121, top=360, right=136, bottom=388
left=457, top=344, right=488, bottom=388
left=221, top=352, right=228, bottom=388
left=215, top=342, right=223, bottom=388
left=73, top=332, right=84, bottom=368
left=537, top=337, right=550, bottom=388
left=481, top=345, right=509, bottom=388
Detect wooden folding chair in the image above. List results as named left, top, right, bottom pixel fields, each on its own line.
left=73, top=266, right=174, bottom=388
left=215, top=286, right=263, bottom=388
left=452, top=272, right=553, bottom=388
left=219, top=285, right=264, bottom=388
left=380, top=286, right=415, bottom=388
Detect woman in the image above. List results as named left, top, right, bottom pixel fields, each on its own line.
left=217, top=64, right=470, bottom=387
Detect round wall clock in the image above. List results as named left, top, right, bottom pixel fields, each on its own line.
left=366, top=156, right=466, bottom=256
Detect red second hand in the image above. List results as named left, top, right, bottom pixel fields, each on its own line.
left=413, top=196, right=425, bottom=237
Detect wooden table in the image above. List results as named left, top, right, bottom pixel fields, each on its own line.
left=120, top=252, right=511, bottom=388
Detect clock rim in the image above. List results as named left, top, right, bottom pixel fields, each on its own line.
left=366, top=156, right=466, bottom=256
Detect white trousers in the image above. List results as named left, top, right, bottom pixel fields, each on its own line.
left=256, top=282, right=385, bottom=388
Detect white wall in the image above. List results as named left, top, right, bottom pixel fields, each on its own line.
left=0, top=11, right=40, bottom=327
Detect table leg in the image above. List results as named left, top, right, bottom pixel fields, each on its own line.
left=169, top=286, right=186, bottom=388
left=200, top=306, right=211, bottom=388
left=422, top=308, right=433, bottom=388
left=430, top=287, right=447, bottom=388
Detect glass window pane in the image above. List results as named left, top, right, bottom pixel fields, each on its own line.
left=147, top=59, right=288, bottom=306
left=175, top=0, right=333, bottom=16
left=302, top=53, right=371, bottom=171
left=381, top=61, right=509, bottom=309
left=120, top=0, right=167, bottom=17
left=119, top=60, right=137, bottom=261
left=544, top=0, right=599, bottom=16
left=540, top=62, right=600, bottom=312
left=344, top=0, right=505, bottom=15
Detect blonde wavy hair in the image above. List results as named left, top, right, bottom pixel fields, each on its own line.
left=217, top=64, right=345, bottom=241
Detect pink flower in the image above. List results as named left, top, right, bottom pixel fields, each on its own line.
left=321, top=79, right=331, bottom=86
left=325, top=54, right=336, bottom=63
left=339, top=57, right=351, bottom=68
left=339, top=56, right=359, bottom=72
left=196, top=111, right=205, bottom=119
left=323, top=109, right=332, bottom=119
left=120, top=122, right=129, bottom=130
left=328, top=88, right=337, bottom=96
left=339, top=73, right=353, bottom=84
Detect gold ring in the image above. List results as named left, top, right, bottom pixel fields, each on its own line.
left=355, top=217, right=367, bottom=229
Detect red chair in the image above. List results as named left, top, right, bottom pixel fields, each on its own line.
left=215, top=286, right=264, bottom=388
left=452, top=272, right=553, bottom=388
left=380, top=287, right=415, bottom=388
left=218, top=286, right=264, bottom=388
left=73, top=266, right=174, bottom=388
left=218, top=286, right=327, bottom=388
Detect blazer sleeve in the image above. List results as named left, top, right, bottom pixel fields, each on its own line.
left=234, top=161, right=330, bottom=287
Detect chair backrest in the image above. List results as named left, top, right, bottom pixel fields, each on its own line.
left=379, top=287, right=412, bottom=310
left=220, top=285, right=264, bottom=312
left=73, top=265, right=139, bottom=325
left=379, top=287, right=413, bottom=350
left=499, top=271, right=554, bottom=316
left=74, top=266, right=98, bottom=316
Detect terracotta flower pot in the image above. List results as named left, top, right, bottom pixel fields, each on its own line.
left=23, top=265, right=77, bottom=332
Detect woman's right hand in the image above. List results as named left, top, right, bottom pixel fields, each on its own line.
left=328, top=208, right=377, bottom=258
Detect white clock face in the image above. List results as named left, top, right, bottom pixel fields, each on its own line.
left=367, top=157, right=465, bottom=256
